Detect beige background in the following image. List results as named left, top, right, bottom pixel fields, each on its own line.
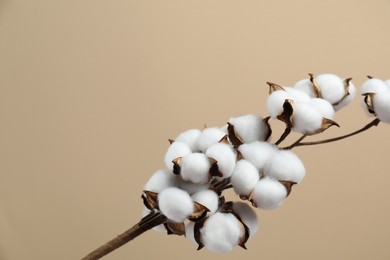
left=1, top=1, right=390, bottom=259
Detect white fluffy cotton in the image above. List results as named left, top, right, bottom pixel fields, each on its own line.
left=175, top=129, right=202, bottom=152
left=232, top=202, right=259, bottom=235
left=283, top=86, right=311, bottom=102
left=205, top=143, right=236, bottom=179
left=228, top=114, right=269, bottom=143
left=264, top=149, right=306, bottom=183
left=333, top=80, right=356, bottom=111
left=197, top=128, right=227, bottom=153
left=309, top=98, right=335, bottom=119
left=385, top=79, right=390, bottom=89
left=373, top=91, right=390, bottom=123
left=164, top=141, right=192, bottom=170
left=180, top=153, right=211, bottom=184
left=230, top=160, right=260, bottom=197
left=251, top=177, right=287, bottom=209
left=360, top=78, right=390, bottom=116
left=294, top=79, right=316, bottom=98
left=361, top=78, right=389, bottom=94
left=158, top=187, right=194, bottom=223
left=178, top=178, right=209, bottom=195
left=201, top=212, right=243, bottom=253
left=191, top=189, right=220, bottom=214
left=144, top=169, right=178, bottom=193
left=185, top=222, right=197, bottom=244
left=266, top=90, right=293, bottom=118
left=238, top=141, right=278, bottom=171
left=291, top=102, right=324, bottom=134
left=315, top=73, right=346, bottom=105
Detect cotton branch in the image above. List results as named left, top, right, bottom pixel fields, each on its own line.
left=283, top=118, right=381, bottom=149
left=81, top=212, right=167, bottom=260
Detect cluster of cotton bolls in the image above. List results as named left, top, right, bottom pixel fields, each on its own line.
left=361, top=77, right=390, bottom=123
left=266, top=73, right=356, bottom=135
left=140, top=73, right=388, bottom=253
left=141, top=112, right=309, bottom=252
left=142, top=115, right=264, bottom=252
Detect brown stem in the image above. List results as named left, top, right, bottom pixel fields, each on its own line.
left=81, top=212, right=167, bottom=260
left=283, top=134, right=307, bottom=150
left=283, top=118, right=381, bottom=149
left=275, top=126, right=292, bottom=146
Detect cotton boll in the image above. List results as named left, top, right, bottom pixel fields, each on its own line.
left=201, top=212, right=244, bottom=253
left=294, top=79, right=316, bottom=98
left=158, top=187, right=194, bottom=223
left=315, top=74, right=345, bottom=105
left=251, top=177, right=287, bottom=210
left=180, top=153, right=211, bottom=184
left=205, top=143, right=236, bottom=179
left=361, top=78, right=389, bottom=94
left=333, top=81, right=356, bottom=111
left=142, top=208, right=166, bottom=232
left=264, top=149, right=306, bottom=184
left=175, top=129, right=202, bottom=152
left=197, top=128, right=227, bottom=153
left=228, top=114, right=269, bottom=143
left=144, top=169, right=178, bottom=193
left=291, top=102, right=323, bottom=134
left=385, top=79, right=390, bottom=89
left=284, top=86, right=311, bottom=102
left=360, top=78, right=389, bottom=116
left=232, top=202, right=259, bottom=235
left=373, top=91, right=390, bottom=123
left=164, top=141, right=192, bottom=170
left=185, top=222, right=197, bottom=244
left=230, top=160, right=260, bottom=197
left=178, top=178, right=209, bottom=195
left=191, top=190, right=220, bottom=214
left=309, top=98, right=335, bottom=119
left=266, top=90, right=293, bottom=118
left=238, top=141, right=278, bottom=171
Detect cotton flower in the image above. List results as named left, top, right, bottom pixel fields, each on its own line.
left=230, top=160, right=260, bottom=197
left=200, top=212, right=245, bottom=253
left=238, top=141, right=277, bottom=171
left=333, top=80, right=356, bottom=111
left=291, top=102, right=325, bottom=134
left=228, top=114, right=270, bottom=143
left=361, top=77, right=390, bottom=118
left=164, top=141, right=192, bottom=170
left=283, top=86, right=311, bottom=102
left=361, top=78, right=389, bottom=94
left=266, top=90, right=293, bottom=118
left=191, top=190, right=220, bottom=215
left=205, top=143, right=236, bottom=179
left=179, top=153, right=212, bottom=184
left=264, top=149, right=306, bottom=184
left=385, top=79, right=390, bottom=88
left=250, top=177, right=287, bottom=209
left=144, top=169, right=178, bottom=193
left=158, top=187, right=194, bottom=223
left=372, top=91, right=390, bottom=123
left=178, top=178, right=209, bottom=195
left=294, top=78, right=315, bottom=97
left=185, top=222, right=197, bottom=244
left=175, top=129, right=202, bottom=152
left=309, top=98, right=335, bottom=120
left=294, top=74, right=355, bottom=111
left=232, top=202, right=259, bottom=235
left=314, top=73, right=347, bottom=105
left=197, top=128, right=226, bottom=153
